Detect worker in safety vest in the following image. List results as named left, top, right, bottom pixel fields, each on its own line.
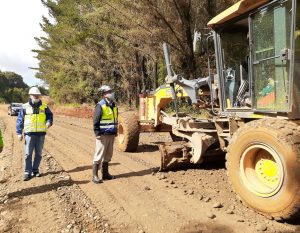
left=16, top=86, right=53, bottom=181
left=92, top=85, right=118, bottom=183
left=0, top=129, right=3, bottom=153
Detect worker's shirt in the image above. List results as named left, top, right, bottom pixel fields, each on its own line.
left=93, top=99, right=118, bottom=136
left=16, top=99, right=53, bottom=136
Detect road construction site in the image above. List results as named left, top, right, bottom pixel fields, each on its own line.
left=0, top=105, right=299, bottom=233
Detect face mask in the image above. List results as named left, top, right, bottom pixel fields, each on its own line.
left=105, top=92, right=115, bottom=101
left=31, top=98, right=40, bottom=104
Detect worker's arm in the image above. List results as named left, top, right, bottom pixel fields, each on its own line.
left=45, top=107, right=53, bottom=126
left=93, top=104, right=102, bottom=137
left=16, top=107, right=25, bottom=135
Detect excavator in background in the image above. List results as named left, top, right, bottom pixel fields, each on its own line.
left=117, top=0, right=300, bottom=220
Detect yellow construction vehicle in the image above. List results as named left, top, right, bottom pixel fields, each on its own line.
left=117, top=0, right=300, bottom=220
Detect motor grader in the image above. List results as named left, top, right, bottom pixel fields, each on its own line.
left=117, top=0, right=300, bottom=220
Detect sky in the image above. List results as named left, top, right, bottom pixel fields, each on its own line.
left=0, top=0, right=49, bottom=86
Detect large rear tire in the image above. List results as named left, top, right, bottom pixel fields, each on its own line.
left=226, top=119, right=300, bottom=220
left=117, top=112, right=140, bottom=152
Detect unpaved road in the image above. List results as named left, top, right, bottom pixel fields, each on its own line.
left=0, top=105, right=299, bottom=233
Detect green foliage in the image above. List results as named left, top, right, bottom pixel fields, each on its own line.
left=39, top=86, right=49, bottom=96
left=34, top=0, right=238, bottom=105
left=0, top=71, right=29, bottom=103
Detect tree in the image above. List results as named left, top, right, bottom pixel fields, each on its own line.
left=0, top=71, right=28, bottom=103
left=34, top=0, right=239, bottom=105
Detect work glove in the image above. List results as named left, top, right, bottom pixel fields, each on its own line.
left=46, top=122, right=52, bottom=129
left=17, top=134, right=23, bottom=141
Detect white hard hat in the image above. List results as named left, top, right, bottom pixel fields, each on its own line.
left=98, top=85, right=112, bottom=93
left=28, top=86, right=41, bottom=95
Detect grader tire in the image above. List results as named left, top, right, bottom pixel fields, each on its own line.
left=117, top=112, right=140, bottom=152
left=226, top=119, right=300, bottom=220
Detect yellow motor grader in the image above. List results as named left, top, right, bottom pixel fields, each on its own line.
left=117, top=0, right=300, bottom=220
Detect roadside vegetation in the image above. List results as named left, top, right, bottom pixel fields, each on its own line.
left=0, top=71, right=29, bottom=103
left=0, top=71, right=49, bottom=104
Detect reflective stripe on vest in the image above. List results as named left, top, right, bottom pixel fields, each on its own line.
left=99, top=103, right=118, bottom=134
left=23, top=103, right=47, bottom=133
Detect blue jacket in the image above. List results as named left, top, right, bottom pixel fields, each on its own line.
left=16, top=99, right=53, bottom=136
left=93, top=99, right=118, bottom=136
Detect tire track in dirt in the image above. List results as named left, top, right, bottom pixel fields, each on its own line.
left=53, top=117, right=162, bottom=168
left=45, top=126, right=143, bottom=232
left=50, top=115, right=299, bottom=233
left=2, top=106, right=297, bottom=233
left=0, top=107, right=111, bottom=233
left=46, top=116, right=254, bottom=233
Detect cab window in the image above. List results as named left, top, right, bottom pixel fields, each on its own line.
left=251, top=0, right=292, bottom=111
left=219, top=18, right=250, bottom=109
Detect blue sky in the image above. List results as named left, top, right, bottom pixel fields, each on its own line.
left=0, top=0, right=48, bottom=86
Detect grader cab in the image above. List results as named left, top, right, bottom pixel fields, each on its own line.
left=117, top=0, right=300, bottom=220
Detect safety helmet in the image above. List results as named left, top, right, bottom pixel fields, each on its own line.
left=28, top=86, right=41, bottom=95
left=98, top=85, right=112, bottom=94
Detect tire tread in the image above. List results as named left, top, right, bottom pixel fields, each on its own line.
left=117, top=112, right=140, bottom=152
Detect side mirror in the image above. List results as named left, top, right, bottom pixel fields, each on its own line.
left=193, top=30, right=202, bottom=54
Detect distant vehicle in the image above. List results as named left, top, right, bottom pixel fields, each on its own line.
left=8, top=103, right=23, bottom=116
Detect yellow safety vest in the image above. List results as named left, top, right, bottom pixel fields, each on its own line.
left=99, top=102, right=118, bottom=134
left=23, top=103, right=47, bottom=133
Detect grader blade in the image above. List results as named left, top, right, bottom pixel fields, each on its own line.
left=159, top=141, right=190, bottom=171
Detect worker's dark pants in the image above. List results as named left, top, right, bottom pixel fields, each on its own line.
left=24, top=135, right=45, bottom=175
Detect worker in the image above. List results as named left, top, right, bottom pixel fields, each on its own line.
left=16, top=86, right=53, bottom=181
left=0, top=129, right=3, bottom=153
left=92, top=85, right=117, bottom=184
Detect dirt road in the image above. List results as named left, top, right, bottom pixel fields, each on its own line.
left=0, top=105, right=299, bottom=233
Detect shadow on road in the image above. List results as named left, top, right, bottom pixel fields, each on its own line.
left=136, top=144, right=159, bottom=153
left=42, top=170, right=64, bottom=176
left=8, top=179, right=89, bottom=199
left=283, top=219, right=300, bottom=227
left=65, top=163, right=121, bottom=174
left=160, top=156, right=226, bottom=173
left=179, top=222, right=234, bottom=233
left=115, top=167, right=159, bottom=179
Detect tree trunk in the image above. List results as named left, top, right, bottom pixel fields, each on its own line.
left=153, top=61, right=158, bottom=90
left=141, top=56, right=147, bottom=92
left=207, top=0, right=216, bottom=17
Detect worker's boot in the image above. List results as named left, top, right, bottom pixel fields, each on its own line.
left=92, top=163, right=103, bottom=184
left=102, top=162, right=115, bottom=180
